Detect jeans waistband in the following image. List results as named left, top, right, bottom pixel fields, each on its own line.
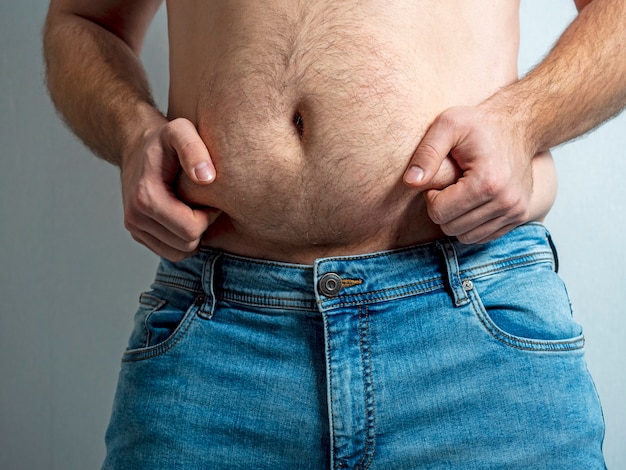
left=153, top=223, right=556, bottom=314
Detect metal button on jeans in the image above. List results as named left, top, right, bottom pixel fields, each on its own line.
left=319, top=272, right=342, bottom=297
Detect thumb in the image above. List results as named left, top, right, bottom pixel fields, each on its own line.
left=167, top=118, right=216, bottom=184
left=404, top=113, right=458, bottom=188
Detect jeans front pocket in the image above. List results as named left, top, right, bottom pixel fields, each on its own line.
left=467, top=260, right=585, bottom=352
left=123, top=288, right=203, bottom=362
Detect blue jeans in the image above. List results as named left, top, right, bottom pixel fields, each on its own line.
left=103, top=223, right=605, bottom=469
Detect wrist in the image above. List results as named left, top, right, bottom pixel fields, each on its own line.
left=478, top=84, right=544, bottom=157
left=119, top=104, right=167, bottom=170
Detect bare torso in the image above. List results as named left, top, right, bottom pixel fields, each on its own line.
left=170, top=0, right=532, bottom=262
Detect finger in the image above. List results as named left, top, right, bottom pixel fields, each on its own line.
left=131, top=229, right=199, bottom=262
left=133, top=176, right=218, bottom=242
left=150, top=199, right=220, bottom=244
left=441, top=195, right=528, bottom=243
left=424, top=169, right=497, bottom=225
left=456, top=220, right=521, bottom=245
left=166, top=118, right=216, bottom=184
left=404, top=112, right=463, bottom=188
left=131, top=210, right=218, bottom=254
left=425, top=156, right=463, bottom=191
left=436, top=195, right=517, bottom=237
left=126, top=212, right=199, bottom=255
left=474, top=223, right=520, bottom=244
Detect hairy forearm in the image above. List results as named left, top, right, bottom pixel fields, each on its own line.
left=43, top=11, right=165, bottom=166
left=489, top=0, right=626, bottom=154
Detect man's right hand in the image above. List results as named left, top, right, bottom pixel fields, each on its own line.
left=121, top=118, right=222, bottom=261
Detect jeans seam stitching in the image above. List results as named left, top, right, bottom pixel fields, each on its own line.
left=324, top=314, right=338, bottom=469
left=122, top=301, right=201, bottom=362
left=138, top=293, right=167, bottom=349
left=219, top=292, right=318, bottom=309
left=459, top=253, right=554, bottom=279
left=357, top=306, right=376, bottom=470
left=468, top=291, right=585, bottom=352
left=321, top=281, right=445, bottom=309
left=153, top=278, right=202, bottom=293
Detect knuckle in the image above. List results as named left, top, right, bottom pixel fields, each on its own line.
left=161, top=121, right=181, bottom=147
left=164, top=118, right=182, bottom=135
left=497, top=190, right=527, bottom=219
left=479, top=176, right=501, bottom=199
left=456, top=233, right=474, bottom=244
left=438, top=107, right=473, bottom=134
left=134, top=184, right=155, bottom=214
left=180, top=225, right=203, bottom=243
left=123, top=210, right=140, bottom=232
left=498, top=192, right=519, bottom=211
left=179, top=142, right=203, bottom=167
left=439, top=223, right=456, bottom=237
left=168, top=117, right=189, bottom=131
left=176, top=232, right=200, bottom=250
left=129, top=231, right=143, bottom=245
left=510, top=205, right=530, bottom=224
left=167, top=119, right=195, bottom=144
left=427, top=205, right=446, bottom=225
left=520, top=206, right=530, bottom=221
left=436, top=110, right=458, bottom=129
left=417, top=142, right=445, bottom=170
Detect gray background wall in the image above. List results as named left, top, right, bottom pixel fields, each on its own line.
left=1, top=1, right=624, bottom=468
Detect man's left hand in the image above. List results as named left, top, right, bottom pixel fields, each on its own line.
left=404, top=104, right=535, bottom=244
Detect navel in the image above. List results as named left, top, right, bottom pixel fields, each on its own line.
left=293, top=110, right=304, bottom=138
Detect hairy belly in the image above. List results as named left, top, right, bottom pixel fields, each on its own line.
left=177, top=88, right=445, bottom=261
left=170, top=3, right=514, bottom=261
left=176, top=70, right=442, bottom=258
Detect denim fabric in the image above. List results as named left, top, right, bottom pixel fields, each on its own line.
left=103, top=223, right=605, bottom=469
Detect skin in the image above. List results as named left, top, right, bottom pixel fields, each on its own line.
left=43, top=0, right=626, bottom=263
left=404, top=0, right=625, bottom=243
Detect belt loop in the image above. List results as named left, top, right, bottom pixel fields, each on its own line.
left=436, top=239, right=470, bottom=307
left=198, top=251, right=220, bottom=319
left=546, top=231, right=560, bottom=273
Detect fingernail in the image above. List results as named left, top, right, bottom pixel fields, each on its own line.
left=405, top=166, right=424, bottom=184
left=194, top=162, right=213, bottom=182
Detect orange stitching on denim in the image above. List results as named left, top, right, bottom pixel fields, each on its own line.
left=341, top=279, right=363, bottom=288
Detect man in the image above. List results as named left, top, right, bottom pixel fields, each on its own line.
left=44, top=0, right=624, bottom=468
